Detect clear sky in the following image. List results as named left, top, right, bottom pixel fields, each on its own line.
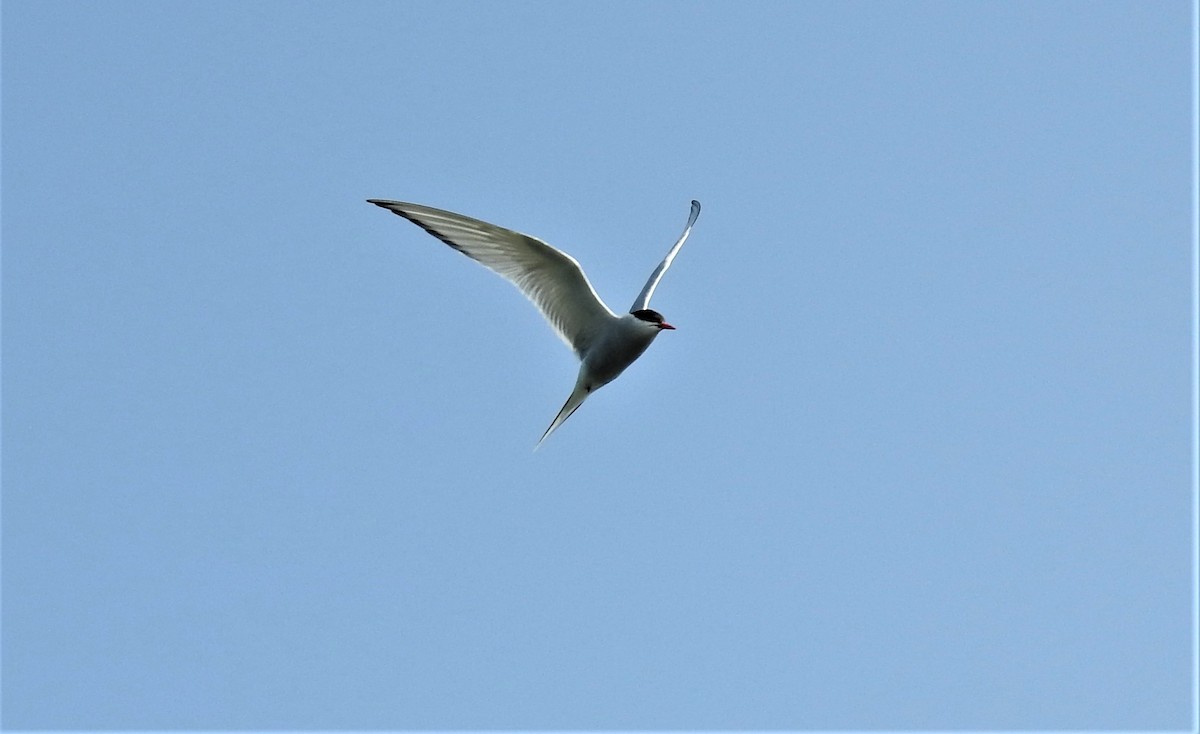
left=2, top=0, right=1193, bottom=729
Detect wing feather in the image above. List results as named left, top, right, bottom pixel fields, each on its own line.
left=630, top=200, right=701, bottom=312
left=369, top=200, right=616, bottom=357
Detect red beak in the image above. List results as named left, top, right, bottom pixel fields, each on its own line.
left=659, top=321, right=676, bottom=330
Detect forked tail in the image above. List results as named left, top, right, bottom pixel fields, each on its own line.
left=535, top=383, right=590, bottom=449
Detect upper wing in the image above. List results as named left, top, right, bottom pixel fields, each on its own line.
left=368, top=200, right=616, bottom=357
left=630, top=200, right=701, bottom=312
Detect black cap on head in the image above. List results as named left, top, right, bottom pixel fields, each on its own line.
left=631, top=309, right=666, bottom=324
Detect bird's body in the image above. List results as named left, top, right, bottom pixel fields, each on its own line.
left=368, top=198, right=701, bottom=446
left=580, top=313, right=663, bottom=387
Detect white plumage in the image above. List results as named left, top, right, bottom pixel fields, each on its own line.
left=368, top=198, right=701, bottom=446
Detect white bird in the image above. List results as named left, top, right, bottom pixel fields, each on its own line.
left=368, top=198, right=701, bottom=447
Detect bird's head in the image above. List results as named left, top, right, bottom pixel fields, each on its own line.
left=631, top=308, right=675, bottom=331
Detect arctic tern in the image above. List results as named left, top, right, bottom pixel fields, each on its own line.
left=368, top=198, right=701, bottom=447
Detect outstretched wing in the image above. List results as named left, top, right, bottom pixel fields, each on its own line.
left=629, top=199, right=701, bottom=312
left=369, top=200, right=616, bottom=357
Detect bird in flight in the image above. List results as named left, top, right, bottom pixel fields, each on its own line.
left=368, top=198, right=701, bottom=447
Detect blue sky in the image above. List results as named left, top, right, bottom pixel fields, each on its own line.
left=2, top=0, right=1193, bottom=729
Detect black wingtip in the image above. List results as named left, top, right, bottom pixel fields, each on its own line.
left=369, top=199, right=410, bottom=216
